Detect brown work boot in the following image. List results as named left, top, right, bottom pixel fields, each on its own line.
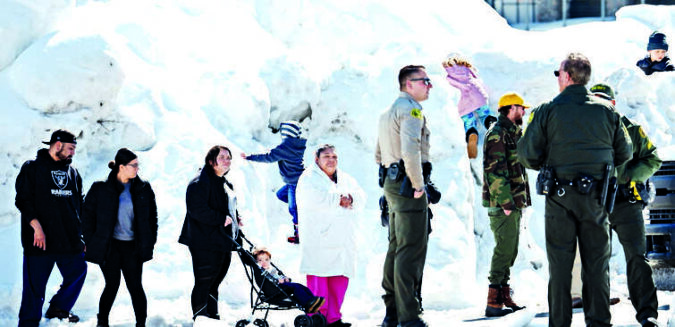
left=485, top=284, right=513, bottom=317
left=467, top=132, right=478, bottom=159
left=501, top=284, right=525, bottom=311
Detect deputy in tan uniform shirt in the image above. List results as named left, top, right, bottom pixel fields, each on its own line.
left=376, top=65, right=431, bottom=327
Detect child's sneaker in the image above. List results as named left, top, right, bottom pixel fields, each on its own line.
left=307, top=296, right=325, bottom=313
left=287, top=224, right=299, bottom=244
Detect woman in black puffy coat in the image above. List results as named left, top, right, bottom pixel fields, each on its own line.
left=179, top=145, right=242, bottom=321
left=82, top=148, right=158, bottom=327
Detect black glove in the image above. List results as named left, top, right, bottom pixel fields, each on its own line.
left=425, top=182, right=442, bottom=204
left=422, top=162, right=432, bottom=184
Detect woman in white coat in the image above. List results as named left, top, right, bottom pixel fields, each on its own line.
left=296, top=144, right=365, bottom=327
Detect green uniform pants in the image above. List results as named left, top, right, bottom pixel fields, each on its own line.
left=545, top=185, right=611, bottom=327
left=610, top=200, right=658, bottom=323
left=488, top=207, right=521, bottom=285
left=381, top=178, right=428, bottom=323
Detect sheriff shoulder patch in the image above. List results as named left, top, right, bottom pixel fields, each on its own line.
left=410, top=108, right=423, bottom=119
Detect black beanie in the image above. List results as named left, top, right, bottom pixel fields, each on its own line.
left=648, top=32, right=668, bottom=51
left=108, top=148, right=137, bottom=170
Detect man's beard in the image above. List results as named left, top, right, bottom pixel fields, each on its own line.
left=515, top=118, right=523, bottom=126
left=56, top=148, right=72, bottom=162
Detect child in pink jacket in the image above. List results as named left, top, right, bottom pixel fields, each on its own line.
left=442, top=55, right=496, bottom=159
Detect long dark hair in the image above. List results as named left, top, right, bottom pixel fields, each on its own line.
left=108, top=148, right=137, bottom=175
left=204, top=145, right=232, bottom=173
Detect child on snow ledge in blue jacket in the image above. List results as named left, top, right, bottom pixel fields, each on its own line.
left=637, top=31, right=674, bottom=75
left=241, top=121, right=307, bottom=244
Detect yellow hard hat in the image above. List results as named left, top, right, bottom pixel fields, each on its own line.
left=498, top=92, right=530, bottom=109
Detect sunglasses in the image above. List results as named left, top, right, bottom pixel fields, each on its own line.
left=410, top=77, right=432, bottom=86
left=554, top=70, right=560, bottom=77
left=126, top=163, right=139, bottom=168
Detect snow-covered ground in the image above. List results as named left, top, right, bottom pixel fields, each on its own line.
left=0, top=0, right=673, bottom=326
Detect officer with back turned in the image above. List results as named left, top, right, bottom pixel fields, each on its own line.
left=591, top=83, right=662, bottom=327
left=375, top=65, right=432, bottom=327
left=517, top=53, right=632, bottom=327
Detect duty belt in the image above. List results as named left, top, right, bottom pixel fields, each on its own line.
left=555, top=176, right=601, bottom=196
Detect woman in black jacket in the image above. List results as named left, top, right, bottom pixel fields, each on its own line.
left=179, top=145, right=242, bottom=320
left=82, top=148, right=158, bottom=327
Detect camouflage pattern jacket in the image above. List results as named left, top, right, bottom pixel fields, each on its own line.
left=482, top=114, right=531, bottom=210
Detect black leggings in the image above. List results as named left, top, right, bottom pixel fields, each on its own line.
left=99, top=239, right=147, bottom=326
left=189, top=248, right=232, bottom=319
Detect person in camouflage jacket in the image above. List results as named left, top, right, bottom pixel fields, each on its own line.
left=481, top=92, right=532, bottom=317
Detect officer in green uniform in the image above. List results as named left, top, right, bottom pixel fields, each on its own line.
left=375, top=65, right=432, bottom=327
left=517, top=53, right=632, bottom=327
left=590, top=83, right=662, bottom=327
left=482, top=92, right=532, bottom=317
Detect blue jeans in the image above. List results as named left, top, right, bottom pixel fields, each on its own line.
left=19, top=253, right=87, bottom=327
left=276, top=184, right=298, bottom=225
left=461, top=105, right=492, bottom=134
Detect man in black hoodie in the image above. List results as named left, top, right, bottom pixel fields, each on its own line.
left=15, top=130, right=87, bottom=327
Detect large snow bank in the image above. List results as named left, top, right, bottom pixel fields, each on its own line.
left=0, top=0, right=673, bottom=326
left=8, top=32, right=124, bottom=113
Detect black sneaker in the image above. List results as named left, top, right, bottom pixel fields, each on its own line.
left=287, top=234, right=299, bottom=244
left=307, top=296, right=325, bottom=313
left=45, top=308, right=80, bottom=323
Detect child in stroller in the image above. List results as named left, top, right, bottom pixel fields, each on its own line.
left=253, top=247, right=325, bottom=313
left=234, top=234, right=327, bottom=327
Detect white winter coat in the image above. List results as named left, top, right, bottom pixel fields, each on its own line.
left=296, top=163, right=366, bottom=279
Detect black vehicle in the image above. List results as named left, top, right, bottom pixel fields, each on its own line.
left=645, top=160, right=675, bottom=289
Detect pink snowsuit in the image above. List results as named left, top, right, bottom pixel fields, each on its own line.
left=445, top=65, right=489, bottom=116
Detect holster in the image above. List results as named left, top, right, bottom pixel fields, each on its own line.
left=378, top=165, right=386, bottom=188
left=387, top=161, right=405, bottom=182
left=635, top=182, right=652, bottom=204
left=379, top=195, right=389, bottom=227
left=536, top=165, right=556, bottom=196
left=399, top=176, right=414, bottom=198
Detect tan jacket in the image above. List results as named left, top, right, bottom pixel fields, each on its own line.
left=375, top=92, right=430, bottom=190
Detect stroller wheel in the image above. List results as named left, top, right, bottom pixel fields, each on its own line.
left=236, top=319, right=250, bottom=327
left=294, top=314, right=313, bottom=327
left=311, top=313, right=327, bottom=327
left=253, top=318, right=269, bottom=327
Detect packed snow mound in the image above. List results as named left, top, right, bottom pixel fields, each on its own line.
left=616, top=4, right=675, bottom=32
left=198, top=70, right=271, bottom=141
left=8, top=32, right=124, bottom=113
left=0, top=0, right=72, bottom=71
left=261, top=56, right=318, bottom=130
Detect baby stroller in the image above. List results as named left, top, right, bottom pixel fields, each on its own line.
left=231, top=233, right=327, bottom=327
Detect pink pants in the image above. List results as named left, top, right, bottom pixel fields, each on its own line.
left=306, top=275, right=349, bottom=324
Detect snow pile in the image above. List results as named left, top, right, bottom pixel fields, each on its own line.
left=8, top=32, right=124, bottom=113
left=0, top=0, right=673, bottom=326
left=0, top=0, right=72, bottom=71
